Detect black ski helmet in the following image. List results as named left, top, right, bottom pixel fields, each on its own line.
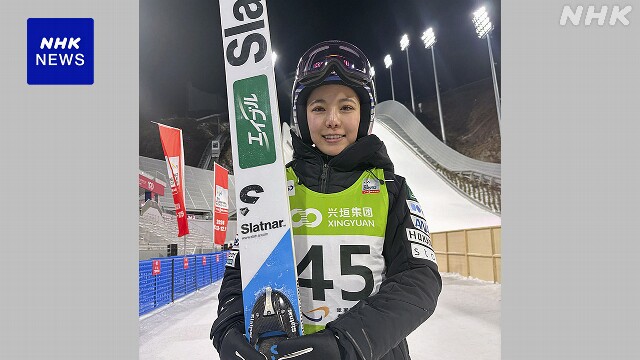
left=291, top=40, right=377, bottom=145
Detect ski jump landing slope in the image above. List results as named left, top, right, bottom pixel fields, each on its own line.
left=282, top=117, right=501, bottom=233
left=374, top=122, right=500, bottom=232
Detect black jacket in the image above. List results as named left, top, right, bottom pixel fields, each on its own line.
left=212, top=133, right=442, bottom=360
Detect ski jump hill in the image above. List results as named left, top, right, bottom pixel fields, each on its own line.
left=282, top=100, right=501, bottom=233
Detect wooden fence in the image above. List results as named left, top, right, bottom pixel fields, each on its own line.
left=432, top=226, right=501, bottom=283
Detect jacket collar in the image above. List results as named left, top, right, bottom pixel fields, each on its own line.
left=290, top=130, right=394, bottom=173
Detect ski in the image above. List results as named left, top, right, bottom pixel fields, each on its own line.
left=218, top=0, right=303, bottom=355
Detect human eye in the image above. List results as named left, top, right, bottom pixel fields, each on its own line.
left=310, top=106, right=325, bottom=112
left=341, top=104, right=355, bottom=111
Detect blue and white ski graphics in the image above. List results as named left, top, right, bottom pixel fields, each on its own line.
left=218, top=0, right=303, bottom=354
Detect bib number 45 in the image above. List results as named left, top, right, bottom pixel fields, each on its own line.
left=296, top=245, right=374, bottom=302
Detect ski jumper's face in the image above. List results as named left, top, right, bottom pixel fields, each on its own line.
left=306, top=84, right=361, bottom=156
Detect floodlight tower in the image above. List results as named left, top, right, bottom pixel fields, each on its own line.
left=421, top=28, right=446, bottom=144
left=472, top=6, right=501, bottom=125
left=384, top=55, right=395, bottom=101
left=400, top=34, right=416, bottom=114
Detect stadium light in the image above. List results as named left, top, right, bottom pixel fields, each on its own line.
left=472, top=6, right=501, bottom=125
left=400, top=34, right=409, bottom=51
left=384, top=54, right=395, bottom=101
left=400, top=34, right=416, bottom=113
left=421, top=28, right=446, bottom=144
left=472, top=7, right=494, bottom=39
left=384, top=54, right=392, bottom=68
left=421, top=28, right=436, bottom=48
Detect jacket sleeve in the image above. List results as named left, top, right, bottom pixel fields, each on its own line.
left=326, top=175, right=442, bottom=360
left=209, top=250, right=245, bottom=351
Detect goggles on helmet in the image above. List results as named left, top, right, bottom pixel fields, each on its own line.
left=295, top=42, right=373, bottom=88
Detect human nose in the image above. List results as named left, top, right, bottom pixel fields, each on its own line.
left=326, top=107, right=340, bottom=128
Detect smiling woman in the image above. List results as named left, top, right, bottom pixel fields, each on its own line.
left=211, top=40, right=442, bottom=360
left=306, top=84, right=361, bottom=156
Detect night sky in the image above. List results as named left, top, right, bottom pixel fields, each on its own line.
left=140, top=0, right=501, bottom=125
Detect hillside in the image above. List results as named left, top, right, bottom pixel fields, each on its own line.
left=416, top=78, right=501, bottom=163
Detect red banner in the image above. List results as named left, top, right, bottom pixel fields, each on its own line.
left=213, top=163, right=229, bottom=245
left=152, top=260, right=161, bottom=276
left=183, top=257, right=189, bottom=269
left=158, top=123, right=189, bottom=237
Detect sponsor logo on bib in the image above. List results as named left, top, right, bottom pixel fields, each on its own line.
left=291, top=208, right=322, bottom=228
left=302, top=306, right=330, bottom=322
left=362, top=178, right=380, bottom=194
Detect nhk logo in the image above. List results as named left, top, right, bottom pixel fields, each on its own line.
left=291, top=208, right=322, bottom=228
left=233, top=75, right=276, bottom=169
left=560, top=5, right=632, bottom=26
left=27, top=18, right=94, bottom=85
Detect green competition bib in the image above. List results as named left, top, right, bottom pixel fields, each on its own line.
left=286, top=168, right=389, bottom=334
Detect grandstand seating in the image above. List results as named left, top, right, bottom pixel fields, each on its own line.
left=139, top=156, right=236, bottom=216
left=139, top=205, right=215, bottom=257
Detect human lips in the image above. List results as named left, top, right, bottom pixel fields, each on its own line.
left=322, top=134, right=345, bottom=142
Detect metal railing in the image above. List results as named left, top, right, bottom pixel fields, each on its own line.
left=139, top=252, right=229, bottom=316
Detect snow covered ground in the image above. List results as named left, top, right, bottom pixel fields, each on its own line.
left=139, top=273, right=501, bottom=359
